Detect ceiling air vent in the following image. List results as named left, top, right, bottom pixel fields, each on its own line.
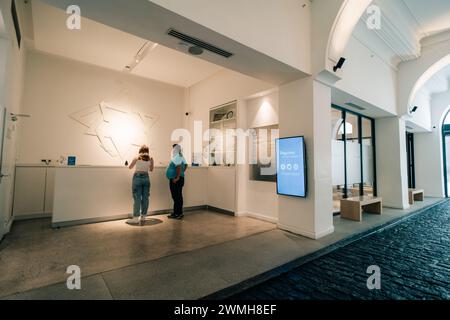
left=167, top=28, right=234, bottom=58
left=345, top=102, right=365, bottom=111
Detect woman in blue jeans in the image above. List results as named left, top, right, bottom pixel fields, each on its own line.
left=127, top=145, right=154, bottom=225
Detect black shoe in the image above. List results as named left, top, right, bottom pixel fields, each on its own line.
left=168, top=214, right=184, bottom=220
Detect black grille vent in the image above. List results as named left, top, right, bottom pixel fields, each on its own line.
left=167, top=28, right=234, bottom=58
left=345, top=102, right=365, bottom=111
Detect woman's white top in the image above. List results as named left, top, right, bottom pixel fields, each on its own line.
left=135, top=159, right=151, bottom=172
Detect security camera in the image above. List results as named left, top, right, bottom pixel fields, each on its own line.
left=333, top=57, right=346, bottom=72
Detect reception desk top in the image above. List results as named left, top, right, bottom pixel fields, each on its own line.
left=16, top=164, right=208, bottom=169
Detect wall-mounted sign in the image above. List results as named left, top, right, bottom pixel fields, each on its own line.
left=67, top=156, right=76, bottom=166
left=276, top=136, right=307, bottom=198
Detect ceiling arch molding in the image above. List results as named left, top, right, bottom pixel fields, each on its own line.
left=312, top=0, right=373, bottom=86
left=398, top=32, right=450, bottom=117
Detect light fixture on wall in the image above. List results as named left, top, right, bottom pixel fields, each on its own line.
left=10, top=113, right=31, bottom=122
left=333, top=57, right=346, bottom=72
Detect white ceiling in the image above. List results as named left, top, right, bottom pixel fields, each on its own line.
left=354, top=0, right=450, bottom=69
left=331, top=87, right=393, bottom=119
left=402, top=0, right=450, bottom=38
left=30, top=0, right=223, bottom=88
left=422, top=64, right=450, bottom=96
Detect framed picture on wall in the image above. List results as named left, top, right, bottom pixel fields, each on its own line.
left=11, top=0, right=22, bottom=49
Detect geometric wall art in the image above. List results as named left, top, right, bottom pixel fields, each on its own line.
left=69, top=101, right=159, bottom=159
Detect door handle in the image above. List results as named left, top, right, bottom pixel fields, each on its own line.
left=0, top=174, right=9, bottom=178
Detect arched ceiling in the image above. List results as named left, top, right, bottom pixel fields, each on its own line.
left=415, top=63, right=450, bottom=102
left=353, top=0, right=450, bottom=69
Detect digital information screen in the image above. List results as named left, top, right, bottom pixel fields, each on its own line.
left=276, top=136, right=307, bottom=198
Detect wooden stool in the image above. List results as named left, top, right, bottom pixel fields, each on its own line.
left=409, top=189, right=424, bottom=205
left=340, top=196, right=383, bottom=222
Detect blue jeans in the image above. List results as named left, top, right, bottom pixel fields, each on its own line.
left=132, top=173, right=150, bottom=217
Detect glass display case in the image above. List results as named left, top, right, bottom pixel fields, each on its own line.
left=209, top=102, right=237, bottom=166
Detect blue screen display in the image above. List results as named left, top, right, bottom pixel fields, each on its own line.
left=276, top=137, right=306, bottom=197
left=67, top=156, right=76, bottom=166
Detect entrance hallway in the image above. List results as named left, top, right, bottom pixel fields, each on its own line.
left=228, top=200, right=450, bottom=300
left=0, top=198, right=443, bottom=300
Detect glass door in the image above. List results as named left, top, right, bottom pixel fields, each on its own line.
left=345, top=113, right=361, bottom=198
left=406, top=132, right=415, bottom=189
left=441, top=111, right=450, bottom=198
left=331, top=108, right=345, bottom=213
left=331, top=105, right=377, bottom=213
left=0, top=107, right=7, bottom=239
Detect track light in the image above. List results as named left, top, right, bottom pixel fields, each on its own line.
left=333, top=57, right=346, bottom=72
left=124, top=41, right=158, bottom=72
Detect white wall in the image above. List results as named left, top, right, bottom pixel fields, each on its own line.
left=0, top=40, right=7, bottom=103
left=0, top=0, right=28, bottom=236
left=415, top=90, right=450, bottom=198
left=185, top=69, right=278, bottom=222
left=150, top=0, right=311, bottom=73
left=335, top=37, right=398, bottom=116
left=245, top=91, right=279, bottom=222
left=397, top=35, right=450, bottom=130
left=207, top=167, right=236, bottom=212
left=185, top=70, right=273, bottom=136
left=184, top=69, right=273, bottom=165
left=409, top=88, right=432, bottom=131
left=375, top=117, right=409, bottom=209
left=19, top=51, right=185, bottom=166
left=278, top=78, right=334, bottom=239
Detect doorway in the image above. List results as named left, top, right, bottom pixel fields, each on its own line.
left=331, top=105, right=377, bottom=213
left=406, top=132, right=415, bottom=189
left=0, top=106, right=8, bottom=239
left=442, top=111, right=450, bottom=197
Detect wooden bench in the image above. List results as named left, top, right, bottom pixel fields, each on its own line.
left=340, top=196, right=383, bottom=222
left=409, top=189, right=424, bottom=205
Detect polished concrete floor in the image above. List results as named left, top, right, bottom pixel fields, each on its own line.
left=0, top=198, right=444, bottom=300
left=0, top=210, right=275, bottom=298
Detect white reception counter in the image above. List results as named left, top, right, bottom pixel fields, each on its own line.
left=51, top=166, right=209, bottom=227
left=13, top=164, right=237, bottom=227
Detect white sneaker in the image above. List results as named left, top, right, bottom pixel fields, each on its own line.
left=126, top=217, right=140, bottom=225
left=139, top=215, right=146, bottom=224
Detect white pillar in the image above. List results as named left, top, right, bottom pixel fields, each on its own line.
left=375, top=117, right=410, bottom=209
left=415, top=94, right=449, bottom=198
left=277, top=77, right=334, bottom=239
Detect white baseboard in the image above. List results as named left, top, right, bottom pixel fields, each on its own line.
left=236, top=211, right=278, bottom=224
left=278, top=223, right=334, bottom=240
left=14, top=213, right=52, bottom=221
